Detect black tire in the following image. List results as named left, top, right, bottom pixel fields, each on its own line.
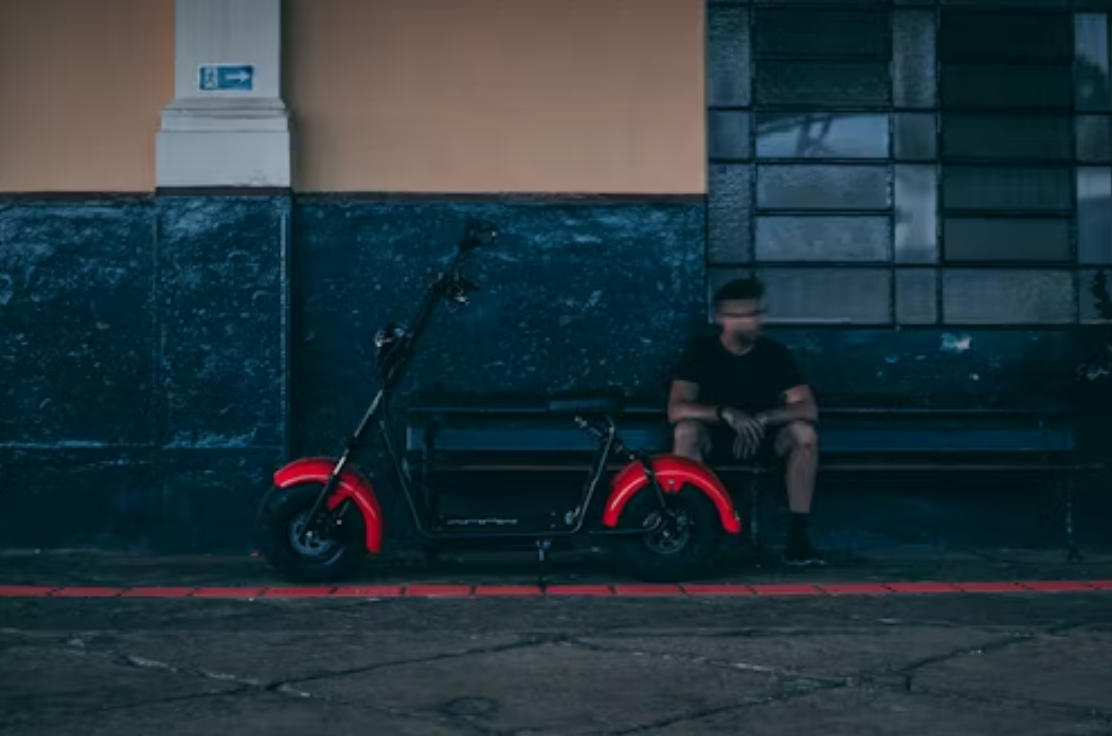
left=256, top=483, right=366, bottom=583
left=613, top=485, right=723, bottom=582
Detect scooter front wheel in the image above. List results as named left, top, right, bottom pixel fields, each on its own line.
left=257, top=482, right=366, bottom=583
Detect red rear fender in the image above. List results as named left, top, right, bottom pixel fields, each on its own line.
left=273, top=457, right=384, bottom=553
left=602, top=455, right=742, bottom=534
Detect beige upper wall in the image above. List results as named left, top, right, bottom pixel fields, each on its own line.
left=0, top=0, right=174, bottom=192
left=288, top=0, right=705, bottom=193
left=0, top=0, right=705, bottom=194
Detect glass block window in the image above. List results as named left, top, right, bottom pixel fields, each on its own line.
left=704, top=1, right=1099, bottom=325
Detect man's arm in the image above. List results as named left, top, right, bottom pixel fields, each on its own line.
left=754, top=346, right=817, bottom=427
left=756, top=384, right=818, bottom=427
left=667, top=379, right=723, bottom=425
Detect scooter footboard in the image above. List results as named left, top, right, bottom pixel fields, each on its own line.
left=601, top=455, right=742, bottom=534
left=273, top=457, right=385, bottom=553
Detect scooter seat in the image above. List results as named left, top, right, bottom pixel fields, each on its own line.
left=546, top=391, right=625, bottom=416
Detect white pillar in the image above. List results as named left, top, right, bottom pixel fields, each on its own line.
left=156, top=0, right=291, bottom=188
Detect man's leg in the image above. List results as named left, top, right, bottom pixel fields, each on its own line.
left=774, top=421, right=825, bottom=565
left=673, top=420, right=711, bottom=461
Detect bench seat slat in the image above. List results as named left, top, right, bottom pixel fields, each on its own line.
left=407, top=426, right=1073, bottom=455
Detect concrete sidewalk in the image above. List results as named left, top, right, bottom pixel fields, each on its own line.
left=2, top=548, right=1112, bottom=735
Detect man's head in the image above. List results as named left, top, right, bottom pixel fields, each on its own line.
left=713, top=277, right=765, bottom=346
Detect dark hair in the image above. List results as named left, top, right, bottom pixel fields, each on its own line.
left=713, top=277, right=765, bottom=306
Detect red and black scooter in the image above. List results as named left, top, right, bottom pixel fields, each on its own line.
left=256, top=222, right=743, bottom=584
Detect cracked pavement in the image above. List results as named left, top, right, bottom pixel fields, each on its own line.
left=2, top=549, right=1112, bottom=734
left=2, top=595, right=1112, bottom=732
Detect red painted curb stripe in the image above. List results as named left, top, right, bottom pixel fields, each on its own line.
left=545, top=585, right=614, bottom=596
left=955, top=582, right=1025, bottom=593
left=750, top=584, right=823, bottom=596
left=0, top=586, right=57, bottom=597
left=50, top=587, right=123, bottom=598
left=886, top=582, right=960, bottom=594
left=192, top=587, right=267, bottom=598
left=3, top=581, right=1112, bottom=599
left=331, top=586, right=405, bottom=597
left=261, top=587, right=336, bottom=598
left=682, top=584, right=755, bottom=595
left=474, top=586, right=544, bottom=597
left=1019, top=581, right=1096, bottom=592
left=405, top=585, right=474, bottom=597
left=612, top=585, right=685, bottom=596
left=121, top=587, right=197, bottom=598
left=820, top=583, right=891, bottom=595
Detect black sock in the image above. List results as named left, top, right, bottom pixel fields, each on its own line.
left=787, top=512, right=809, bottom=548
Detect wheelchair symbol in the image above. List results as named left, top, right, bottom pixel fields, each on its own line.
left=201, top=67, right=218, bottom=91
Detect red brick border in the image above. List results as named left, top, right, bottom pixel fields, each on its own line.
left=0, top=581, right=1109, bottom=599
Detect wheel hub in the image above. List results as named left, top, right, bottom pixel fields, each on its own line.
left=643, top=510, right=692, bottom=555
left=289, top=511, right=339, bottom=558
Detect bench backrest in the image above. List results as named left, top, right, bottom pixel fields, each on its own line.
left=405, top=402, right=1077, bottom=459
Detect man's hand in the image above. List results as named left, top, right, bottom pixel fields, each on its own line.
left=721, top=407, right=766, bottom=459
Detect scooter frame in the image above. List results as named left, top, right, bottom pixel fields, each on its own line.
left=265, top=222, right=742, bottom=583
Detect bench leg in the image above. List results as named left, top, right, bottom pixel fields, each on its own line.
left=1064, top=477, right=1082, bottom=564
left=748, top=471, right=764, bottom=566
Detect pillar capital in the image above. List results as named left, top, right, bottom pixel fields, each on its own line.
left=157, top=0, right=290, bottom=188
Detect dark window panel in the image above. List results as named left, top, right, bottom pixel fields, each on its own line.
left=943, top=270, right=1075, bottom=324
left=1080, top=269, right=1112, bottom=323
left=708, top=5, right=751, bottom=107
left=1078, top=167, right=1112, bottom=264
left=896, top=269, right=939, bottom=324
left=895, top=0, right=933, bottom=5
left=757, top=165, right=891, bottom=210
left=942, top=166, right=1073, bottom=211
left=944, top=218, right=1072, bottom=261
left=895, top=165, right=938, bottom=263
left=894, top=11, right=937, bottom=108
left=1077, top=1, right=1112, bottom=12
left=756, top=113, right=888, bottom=159
left=753, top=10, right=890, bottom=58
left=942, top=115, right=1072, bottom=160
left=755, top=216, right=891, bottom=261
left=941, top=65, right=1072, bottom=109
left=756, top=268, right=893, bottom=324
left=709, top=111, right=752, bottom=161
left=753, top=0, right=889, bottom=4
left=755, top=61, right=891, bottom=107
left=939, top=12, right=1073, bottom=63
left=1077, top=115, right=1112, bottom=161
left=1076, top=14, right=1111, bottom=111
left=941, top=0, right=1069, bottom=6
left=895, top=113, right=937, bottom=160
left=708, top=165, right=753, bottom=264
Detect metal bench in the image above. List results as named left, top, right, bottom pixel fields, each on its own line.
left=403, top=392, right=1098, bottom=562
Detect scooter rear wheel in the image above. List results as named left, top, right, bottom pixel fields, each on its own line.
left=614, top=485, right=722, bottom=582
left=257, top=482, right=366, bottom=583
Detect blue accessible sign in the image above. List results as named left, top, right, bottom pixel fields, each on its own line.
left=198, top=64, right=255, bottom=92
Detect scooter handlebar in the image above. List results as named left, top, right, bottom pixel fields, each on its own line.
left=461, top=221, right=498, bottom=252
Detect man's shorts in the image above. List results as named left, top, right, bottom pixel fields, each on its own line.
left=671, top=418, right=818, bottom=467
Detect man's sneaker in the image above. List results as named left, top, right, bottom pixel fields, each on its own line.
left=783, top=541, right=828, bottom=567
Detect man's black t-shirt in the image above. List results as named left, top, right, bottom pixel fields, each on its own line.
left=673, top=335, right=806, bottom=415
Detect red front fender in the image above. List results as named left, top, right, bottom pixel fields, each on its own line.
left=273, top=457, right=384, bottom=553
left=602, top=455, right=742, bottom=535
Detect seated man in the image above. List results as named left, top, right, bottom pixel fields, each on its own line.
left=667, top=277, right=825, bottom=566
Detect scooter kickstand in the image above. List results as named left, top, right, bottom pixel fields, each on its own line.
left=536, top=538, right=552, bottom=590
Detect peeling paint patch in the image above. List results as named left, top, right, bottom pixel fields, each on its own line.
left=941, top=333, right=972, bottom=354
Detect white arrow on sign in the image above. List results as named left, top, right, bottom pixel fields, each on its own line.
left=227, top=71, right=251, bottom=83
